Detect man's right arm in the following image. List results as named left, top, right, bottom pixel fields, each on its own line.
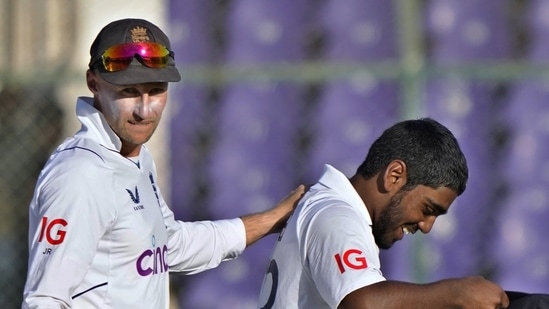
left=23, top=158, right=115, bottom=308
left=339, top=276, right=510, bottom=309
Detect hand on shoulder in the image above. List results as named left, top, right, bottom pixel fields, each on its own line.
left=240, top=184, right=307, bottom=246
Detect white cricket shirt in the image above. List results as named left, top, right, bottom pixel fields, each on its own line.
left=258, top=164, right=386, bottom=309
left=23, top=97, right=246, bottom=309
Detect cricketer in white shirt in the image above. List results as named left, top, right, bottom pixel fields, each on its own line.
left=258, top=164, right=386, bottom=309
left=23, top=97, right=246, bottom=308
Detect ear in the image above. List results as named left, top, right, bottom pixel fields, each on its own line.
left=383, top=160, right=407, bottom=192
left=86, top=70, right=99, bottom=94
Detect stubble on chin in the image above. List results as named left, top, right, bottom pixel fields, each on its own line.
left=373, top=192, right=405, bottom=249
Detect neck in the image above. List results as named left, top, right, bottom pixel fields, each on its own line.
left=350, top=174, right=378, bottom=223
left=120, top=142, right=140, bottom=157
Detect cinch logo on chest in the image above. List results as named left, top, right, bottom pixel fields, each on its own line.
left=126, top=187, right=145, bottom=211
left=136, top=235, right=168, bottom=276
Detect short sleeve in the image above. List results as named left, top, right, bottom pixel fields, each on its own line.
left=301, top=203, right=386, bottom=308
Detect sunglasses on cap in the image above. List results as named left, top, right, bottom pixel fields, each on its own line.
left=92, top=42, right=174, bottom=72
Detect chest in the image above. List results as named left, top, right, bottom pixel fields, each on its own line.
left=107, top=169, right=168, bottom=259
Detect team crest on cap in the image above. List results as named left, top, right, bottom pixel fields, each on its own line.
left=130, top=26, right=150, bottom=42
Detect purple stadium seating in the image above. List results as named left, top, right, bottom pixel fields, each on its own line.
left=307, top=0, right=399, bottom=180
left=177, top=81, right=303, bottom=309
left=425, top=0, right=511, bottom=61
left=224, top=0, right=312, bottom=62
left=525, top=0, right=549, bottom=61
left=305, top=80, right=400, bottom=182
left=168, top=0, right=216, bottom=63
left=168, top=0, right=217, bottom=220
left=207, top=83, right=303, bottom=218
left=488, top=78, right=549, bottom=292
left=486, top=0, right=549, bottom=292
left=168, top=85, right=212, bottom=220
left=319, top=0, right=397, bottom=60
left=489, top=185, right=549, bottom=293
left=497, top=81, right=549, bottom=184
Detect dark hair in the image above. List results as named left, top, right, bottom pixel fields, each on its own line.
left=355, top=117, right=468, bottom=195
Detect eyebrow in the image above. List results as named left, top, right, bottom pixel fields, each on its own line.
left=426, top=198, right=448, bottom=215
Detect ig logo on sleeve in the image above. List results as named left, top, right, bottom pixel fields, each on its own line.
left=334, top=248, right=367, bottom=273
left=38, top=216, right=68, bottom=245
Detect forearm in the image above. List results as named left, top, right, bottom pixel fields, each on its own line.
left=240, top=209, right=286, bottom=247
left=340, top=277, right=508, bottom=309
left=167, top=219, right=246, bottom=273
left=341, top=280, right=460, bottom=309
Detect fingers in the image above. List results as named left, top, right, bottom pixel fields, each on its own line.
left=458, top=276, right=509, bottom=309
left=500, top=290, right=510, bottom=308
left=292, top=184, right=307, bottom=196
left=283, top=184, right=307, bottom=204
left=274, top=184, right=306, bottom=214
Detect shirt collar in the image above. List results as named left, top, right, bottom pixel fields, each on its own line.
left=75, top=96, right=123, bottom=152
left=316, top=164, right=372, bottom=225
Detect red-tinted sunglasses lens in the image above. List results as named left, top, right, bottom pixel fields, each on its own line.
left=101, top=42, right=172, bottom=72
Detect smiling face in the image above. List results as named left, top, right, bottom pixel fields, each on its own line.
left=87, top=70, right=169, bottom=157
left=373, top=185, right=457, bottom=249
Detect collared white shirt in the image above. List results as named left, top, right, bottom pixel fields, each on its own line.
left=23, top=97, right=246, bottom=309
left=258, top=164, right=385, bottom=309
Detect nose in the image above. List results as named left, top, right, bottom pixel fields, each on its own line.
left=418, top=216, right=436, bottom=234
left=134, top=94, right=153, bottom=119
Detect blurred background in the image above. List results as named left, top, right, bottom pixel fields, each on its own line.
left=2, top=0, right=549, bottom=308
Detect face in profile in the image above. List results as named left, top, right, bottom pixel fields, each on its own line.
left=373, top=185, right=457, bottom=249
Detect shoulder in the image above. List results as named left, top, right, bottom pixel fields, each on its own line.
left=56, top=137, right=114, bottom=164
left=39, top=138, right=116, bottom=189
left=302, top=187, right=359, bottom=217
left=298, top=190, right=365, bottom=233
left=34, top=139, right=121, bottom=216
